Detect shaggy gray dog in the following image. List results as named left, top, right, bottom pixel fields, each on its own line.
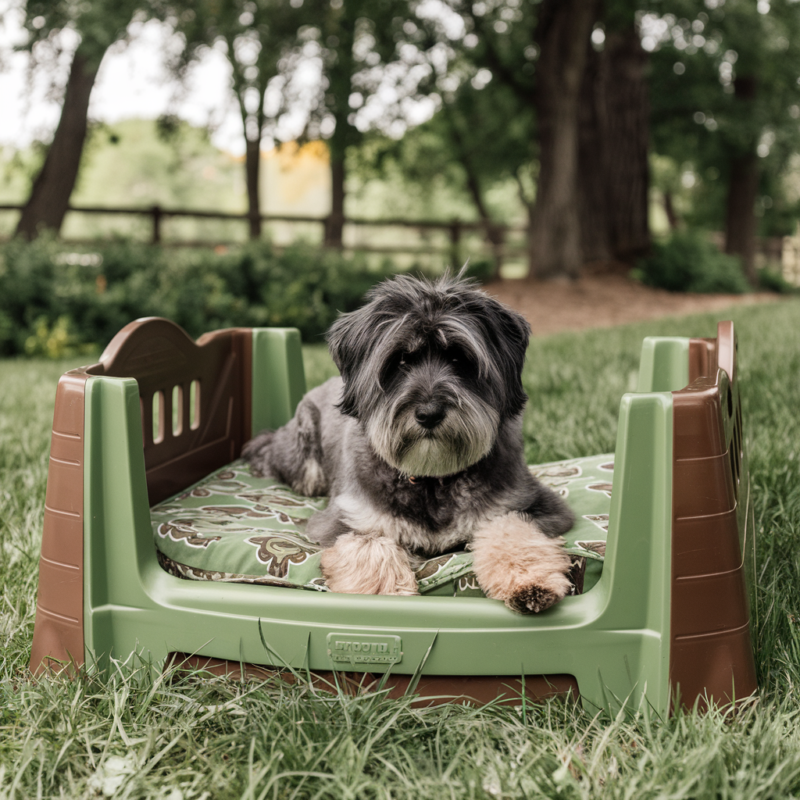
left=243, top=274, right=575, bottom=613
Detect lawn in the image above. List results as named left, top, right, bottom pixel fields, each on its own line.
left=2, top=300, right=800, bottom=798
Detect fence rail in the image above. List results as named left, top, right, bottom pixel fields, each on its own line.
left=0, top=203, right=528, bottom=265
left=3, top=203, right=796, bottom=284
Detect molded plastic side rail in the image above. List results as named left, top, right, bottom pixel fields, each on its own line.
left=637, top=338, right=690, bottom=393
left=250, top=329, right=307, bottom=436
left=83, top=336, right=675, bottom=715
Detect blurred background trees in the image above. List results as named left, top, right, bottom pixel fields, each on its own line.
left=14, top=0, right=145, bottom=239
left=649, top=0, right=800, bottom=282
left=4, top=0, right=800, bottom=287
left=167, top=0, right=316, bottom=239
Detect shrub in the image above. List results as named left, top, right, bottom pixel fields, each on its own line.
left=0, top=239, right=398, bottom=356
left=757, top=264, right=798, bottom=295
left=23, top=316, right=94, bottom=359
left=634, top=231, right=750, bottom=294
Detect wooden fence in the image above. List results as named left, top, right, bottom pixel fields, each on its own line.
left=0, top=203, right=528, bottom=267
left=7, top=202, right=792, bottom=282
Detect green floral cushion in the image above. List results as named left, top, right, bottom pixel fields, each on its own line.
left=152, top=454, right=614, bottom=597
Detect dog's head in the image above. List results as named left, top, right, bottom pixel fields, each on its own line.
left=328, top=274, right=531, bottom=477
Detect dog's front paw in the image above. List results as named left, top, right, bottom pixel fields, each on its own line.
left=321, top=532, right=419, bottom=596
left=505, top=574, right=572, bottom=614
left=471, top=513, right=572, bottom=614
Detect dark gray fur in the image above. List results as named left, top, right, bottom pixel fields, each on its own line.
left=243, top=274, right=573, bottom=557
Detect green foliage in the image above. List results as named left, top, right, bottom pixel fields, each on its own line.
left=461, top=257, right=496, bottom=284
left=22, top=316, right=92, bottom=359
left=348, top=2, right=540, bottom=231
left=648, top=0, right=800, bottom=235
left=634, top=231, right=750, bottom=294
left=21, top=0, right=144, bottom=68
left=757, top=265, right=798, bottom=295
left=0, top=239, right=395, bottom=356
left=352, top=77, right=535, bottom=227
left=168, top=0, right=314, bottom=151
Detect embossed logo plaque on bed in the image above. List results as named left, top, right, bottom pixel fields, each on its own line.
left=327, top=634, right=404, bottom=667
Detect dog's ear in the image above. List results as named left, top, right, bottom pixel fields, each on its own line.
left=481, top=298, right=531, bottom=418
left=327, top=304, right=375, bottom=417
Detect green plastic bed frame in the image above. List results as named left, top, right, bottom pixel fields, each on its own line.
left=30, top=317, right=757, bottom=715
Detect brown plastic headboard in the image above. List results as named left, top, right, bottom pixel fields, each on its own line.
left=31, top=319, right=254, bottom=674
left=669, top=321, right=756, bottom=709
left=84, top=318, right=253, bottom=505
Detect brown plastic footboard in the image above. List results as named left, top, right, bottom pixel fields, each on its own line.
left=30, top=318, right=253, bottom=673
left=669, top=321, right=757, bottom=709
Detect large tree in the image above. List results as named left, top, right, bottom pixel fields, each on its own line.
left=453, top=0, right=650, bottom=279
left=527, top=0, right=599, bottom=278
left=15, top=0, right=143, bottom=240
left=578, top=2, right=650, bottom=263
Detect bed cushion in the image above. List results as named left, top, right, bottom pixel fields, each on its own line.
left=152, top=454, right=613, bottom=596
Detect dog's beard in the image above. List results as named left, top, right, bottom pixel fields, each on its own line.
left=365, top=393, right=500, bottom=477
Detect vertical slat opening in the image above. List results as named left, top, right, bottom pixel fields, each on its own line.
left=190, top=380, right=201, bottom=431
left=172, top=385, right=183, bottom=436
left=152, top=391, right=165, bottom=444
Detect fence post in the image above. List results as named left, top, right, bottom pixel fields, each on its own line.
left=151, top=204, right=162, bottom=244
left=449, top=219, right=462, bottom=269
left=490, top=224, right=505, bottom=279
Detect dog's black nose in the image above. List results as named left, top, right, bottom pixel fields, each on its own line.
left=415, top=402, right=446, bottom=429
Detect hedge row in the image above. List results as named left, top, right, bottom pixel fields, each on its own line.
left=0, top=239, right=403, bottom=357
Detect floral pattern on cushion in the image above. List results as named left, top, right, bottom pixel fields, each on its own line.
left=151, top=454, right=615, bottom=597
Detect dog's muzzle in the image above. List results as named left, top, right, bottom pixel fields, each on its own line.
left=415, top=401, right=447, bottom=430
left=365, top=389, right=499, bottom=477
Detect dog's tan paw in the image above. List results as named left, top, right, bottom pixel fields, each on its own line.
left=471, top=513, right=572, bottom=614
left=505, top=579, right=570, bottom=614
left=321, top=532, right=419, bottom=596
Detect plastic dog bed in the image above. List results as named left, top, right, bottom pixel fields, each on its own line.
left=30, top=317, right=757, bottom=714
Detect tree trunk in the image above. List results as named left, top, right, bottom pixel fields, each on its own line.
left=245, top=137, right=262, bottom=240
left=465, top=176, right=506, bottom=275
left=602, top=25, right=650, bottom=260
left=724, top=76, right=759, bottom=284
left=16, top=47, right=102, bottom=240
left=444, top=107, right=503, bottom=275
left=524, top=199, right=536, bottom=282
left=322, top=6, right=355, bottom=250
left=725, top=152, right=759, bottom=283
left=578, top=20, right=650, bottom=264
left=461, top=157, right=504, bottom=272
left=577, top=43, right=612, bottom=263
left=528, top=0, right=599, bottom=280
left=663, top=191, right=679, bottom=230
left=325, top=155, right=346, bottom=248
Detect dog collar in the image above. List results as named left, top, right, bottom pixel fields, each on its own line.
left=406, top=472, right=464, bottom=486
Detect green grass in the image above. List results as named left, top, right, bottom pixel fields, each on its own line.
left=2, top=300, right=800, bottom=798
